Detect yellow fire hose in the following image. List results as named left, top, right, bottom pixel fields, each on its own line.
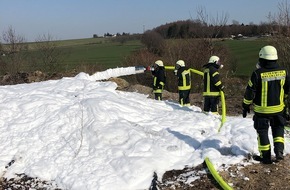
left=205, top=157, right=233, bottom=190
left=218, top=90, right=226, bottom=132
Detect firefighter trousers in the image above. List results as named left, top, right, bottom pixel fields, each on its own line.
left=253, top=114, right=285, bottom=160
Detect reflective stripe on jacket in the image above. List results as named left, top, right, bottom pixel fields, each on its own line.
left=152, top=67, right=166, bottom=93
left=203, top=63, right=222, bottom=96
left=176, top=67, right=191, bottom=91
left=243, top=62, right=290, bottom=115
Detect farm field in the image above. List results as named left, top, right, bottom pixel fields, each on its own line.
left=59, top=38, right=143, bottom=69
left=2, top=37, right=269, bottom=76
left=56, top=37, right=269, bottom=76
left=220, top=37, right=270, bottom=76
left=16, top=37, right=144, bottom=73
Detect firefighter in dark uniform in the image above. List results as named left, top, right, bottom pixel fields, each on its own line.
left=174, top=60, right=191, bottom=106
left=242, top=45, right=290, bottom=164
left=151, top=60, right=166, bottom=100
left=202, top=56, right=224, bottom=114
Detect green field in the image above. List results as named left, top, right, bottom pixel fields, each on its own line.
left=220, top=38, right=270, bottom=76
left=61, top=39, right=142, bottom=69
left=3, top=37, right=270, bottom=76
left=49, top=37, right=270, bottom=76
left=22, top=37, right=144, bottom=72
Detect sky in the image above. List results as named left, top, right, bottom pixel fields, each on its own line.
left=0, top=66, right=289, bottom=190
left=0, top=0, right=282, bottom=42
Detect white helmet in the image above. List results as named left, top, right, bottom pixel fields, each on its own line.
left=259, top=45, right=278, bottom=60
left=208, top=56, right=220, bottom=63
left=209, top=55, right=223, bottom=69
left=176, top=60, right=185, bottom=67
left=155, top=60, right=164, bottom=67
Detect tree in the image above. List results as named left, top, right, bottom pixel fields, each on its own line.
left=196, top=6, right=229, bottom=39
left=267, top=0, right=290, bottom=71
left=1, top=26, right=27, bottom=74
left=141, top=31, right=165, bottom=56
left=34, top=33, right=68, bottom=73
left=167, top=24, right=179, bottom=38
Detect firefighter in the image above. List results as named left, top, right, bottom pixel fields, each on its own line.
left=151, top=60, right=166, bottom=100
left=174, top=60, right=191, bottom=106
left=242, top=45, right=290, bottom=164
left=202, top=56, right=224, bottom=114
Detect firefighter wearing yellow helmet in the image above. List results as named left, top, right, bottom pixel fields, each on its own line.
left=174, top=60, right=191, bottom=106
left=151, top=60, right=166, bottom=100
left=242, top=45, right=290, bottom=164
left=202, top=55, right=224, bottom=114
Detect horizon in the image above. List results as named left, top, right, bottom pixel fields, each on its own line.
left=0, top=0, right=282, bottom=42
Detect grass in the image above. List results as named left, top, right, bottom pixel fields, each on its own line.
left=220, top=38, right=270, bottom=76
left=54, top=37, right=271, bottom=75
left=20, top=38, right=144, bottom=72
left=61, top=40, right=142, bottom=69
left=2, top=37, right=270, bottom=76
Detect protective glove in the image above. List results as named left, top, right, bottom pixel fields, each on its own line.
left=242, top=103, right=250, bottom=118
left=243, top=109, right=250, bottom=118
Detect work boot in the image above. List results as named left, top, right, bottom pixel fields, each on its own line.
left=275, top=152, right=284, bottom=161
left=253, top=155, right=263, bottom=162
left=262, top=158, right=273, bottom=164
left=261, top=150, right=272, bottom=164
left=253, top=155, right=272, bottom=164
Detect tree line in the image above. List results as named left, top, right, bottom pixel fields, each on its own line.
left=153, top=19, right=273, bottom=39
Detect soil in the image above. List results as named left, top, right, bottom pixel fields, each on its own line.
left=153, top=154, right=290, bottom=190
left=0, top=76, right=289, bottom=190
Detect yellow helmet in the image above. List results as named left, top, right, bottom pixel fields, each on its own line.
left=155, top=60, right=164, bottom=67
left=259, top=45, right=278, bottom=60
left=176, top=60, right=185, bottom=67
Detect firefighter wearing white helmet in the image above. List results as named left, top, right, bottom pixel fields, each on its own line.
left=243, top=45, right=290, bottom=164
left=202, top=55, right=224, bottom=114
left=259, top=45, right=278, bottom=60
left=174, top=60, right=191, bottom=106
left=151, top=60, right=166, bottom=100
left=256, top=45, right=278, bottom=69
left=208, top=55, right=224, bottom=69
left=155, top=60, right=164, bottom=67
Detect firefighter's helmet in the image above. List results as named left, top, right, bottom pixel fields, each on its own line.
left=209, top=55, right=223, bottom=69
left=155, top=60, right=164, bottom=67
left=259, top=45, right=278, bottom=60
left=208, top=56, right=220, bottom=63
left=176, top=60, right=185, bottom=67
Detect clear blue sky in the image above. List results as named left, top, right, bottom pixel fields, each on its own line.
left=0, top=0, right=281, bottom=42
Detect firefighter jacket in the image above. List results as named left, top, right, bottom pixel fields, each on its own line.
left=152, top=67, right=166, bottom=93
left=175, top=67, right=191, bottom=91
left=202, top=63, right=223, bottom=96
left=243, top=61, right=290, bottom=115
